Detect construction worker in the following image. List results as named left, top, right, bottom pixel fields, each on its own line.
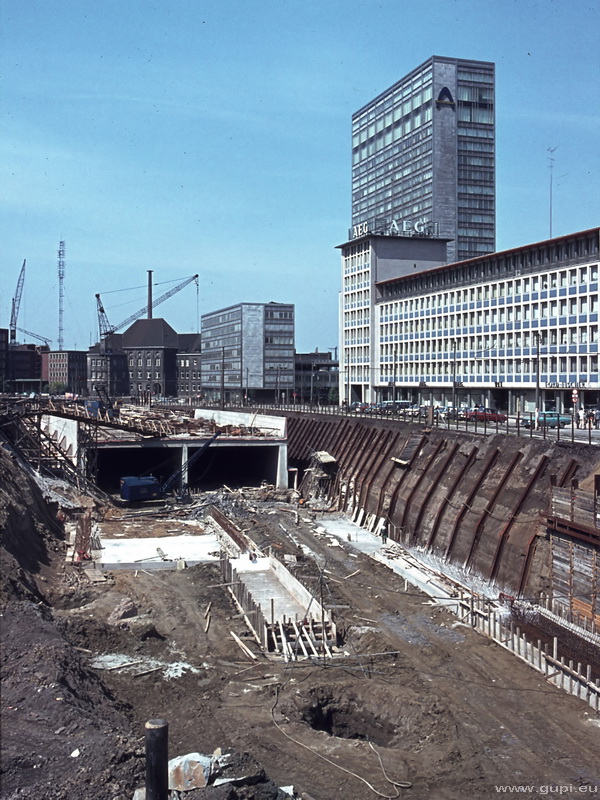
left=381, top=523, right=388, bottom=545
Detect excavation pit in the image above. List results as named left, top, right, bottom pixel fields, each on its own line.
left=297, top=686, right=398, bottom=747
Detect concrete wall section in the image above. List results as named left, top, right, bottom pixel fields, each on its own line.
left=432, top=60, right=458, bottom=262
left=241, top=305, right=265, bottom=388
left=43, top=415, right=79, bottom=461
left=194, top=409, right=286, bottom=437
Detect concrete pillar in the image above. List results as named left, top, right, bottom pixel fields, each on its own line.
left=276, top=443, right=288, bottom=490
left=181, top=444, right=189, bottom=488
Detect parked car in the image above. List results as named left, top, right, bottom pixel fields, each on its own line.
left=379, top=400, right=411, bottom=415
left=522, top=411, right=572, bottom=429
left=446, top=406, right=470, bottom=420
left=465, top=408, right=507, bottom=423
left=362, top=403, right=380, bottom=414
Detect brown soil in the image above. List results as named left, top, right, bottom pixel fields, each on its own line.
left=1, top=447, right=599, bottom=800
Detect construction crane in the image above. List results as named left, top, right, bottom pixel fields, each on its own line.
left=9, top=260, right=26, bottom=345
left=16, top=328, right=52, bottom=347
left=95, top=294, right=113, bottom=338
left=96, top=273, right=199, bottom=339
left=57, top=241, right=65, bottom=351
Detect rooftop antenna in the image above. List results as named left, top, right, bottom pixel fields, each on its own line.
left=547, top=147, right=557, bottom=238
left=58, top=240, right=65, bottom=351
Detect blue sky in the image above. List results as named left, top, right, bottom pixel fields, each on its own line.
left=2, top=0, right=599, bottom=352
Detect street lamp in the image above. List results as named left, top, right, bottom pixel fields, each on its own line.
left=452, top=339, right=457, bottom=411
left=394, top=344, right=398, bottom=403
left=535, top=332, right=541, bottom=412
left=220, top=346, right=225, bottom=409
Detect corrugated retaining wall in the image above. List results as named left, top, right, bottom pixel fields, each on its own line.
left=286, top=413, right=600, bottom=600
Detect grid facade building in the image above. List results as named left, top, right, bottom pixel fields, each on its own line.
left=295, top=351, right=339, bottom=405
left=201, top=303, right=295, bottom=405
left=352, top=55, right=495, bottom=264
left=338, top=232, right=449, bottom=405
left=86, top=335, right=129, bottom=398
left=48, top=350, right=88, bottom=394
left=370, top=228, right=600, bottom=413
left=176, top=334, right=202, bottom=400
left=121, top=318, right=179, bottom=399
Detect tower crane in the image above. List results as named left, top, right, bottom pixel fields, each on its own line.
left=16, top=328, right=52, bottom=347
left=95, top=273, right=199, bottom=339
left=9, top=260, right=26, bottom=345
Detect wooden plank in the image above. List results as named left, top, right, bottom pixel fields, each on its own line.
left=278, top=621, right=291, bottom=662
left=301, top=624, right=319, bottom=657
left=292, top=621, right=309, bottom=658
left=230, top=631, right=257, bottom=661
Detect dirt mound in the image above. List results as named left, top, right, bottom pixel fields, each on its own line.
left=0, top=448, right=290, bottom=799
left=0, top=448, right=143, bottom=798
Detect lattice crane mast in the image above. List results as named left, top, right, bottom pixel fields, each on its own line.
left=95, top=273, right=199, bottom=339
left=95, top=294, right=114, bottom=338
left=9, top=260, right=26, bottom=345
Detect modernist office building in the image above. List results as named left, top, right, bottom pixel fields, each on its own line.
left=48, top=350, right=88, bottom=395
left=201, top=302, right=295, bottom=404
left=352, top=55, right=495, bottom=264
left=339, top=227, right=600, bottom=413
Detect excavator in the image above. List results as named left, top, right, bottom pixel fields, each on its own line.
left=119, top=431, right=220, bottom=502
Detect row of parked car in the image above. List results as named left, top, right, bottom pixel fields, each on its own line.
left=349, top=402, right=574, bottom=428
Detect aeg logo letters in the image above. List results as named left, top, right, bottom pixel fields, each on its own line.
left=435, top=87, right=455, bottom=109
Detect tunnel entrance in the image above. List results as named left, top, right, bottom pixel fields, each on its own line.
left=95, top=443, right=281, bottom=493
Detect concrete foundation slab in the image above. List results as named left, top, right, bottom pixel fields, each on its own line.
left=231, top=555, right=309, bottom=622
left=97, top=533, right=220, bottom=570
left=318, top=516, right=457, bottom=606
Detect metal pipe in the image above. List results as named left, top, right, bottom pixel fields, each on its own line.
left=145, top=718, right=168, bottom=800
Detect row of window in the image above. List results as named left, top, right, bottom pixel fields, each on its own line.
left=378, top=355, right=598, bottom=377
left=203, top=310, right=242, bottom=326
left=353, top=139, right=433, bottom=189
left=378, top=265, right=600, bottom=314
left=134, top=371, right=162, bottom=380
left=129, top=358, right=162, bottom=367
left=352, top=126, right=434, bottom=184
left=378, top=239, right=599, bottom=300
left=380, top=327, right=600, bottom=354
left=352, top=68, right=432, bottom=129
left=381, top=298, right=599, bottom=331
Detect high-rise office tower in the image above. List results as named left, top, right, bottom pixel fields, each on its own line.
left=351, top=56, right=495, bottom=263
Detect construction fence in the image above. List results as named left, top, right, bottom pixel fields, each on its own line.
left=457, top=593, right=600, bottom=713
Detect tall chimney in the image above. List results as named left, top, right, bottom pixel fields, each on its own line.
left=147, top=270, right=153, bottom=319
